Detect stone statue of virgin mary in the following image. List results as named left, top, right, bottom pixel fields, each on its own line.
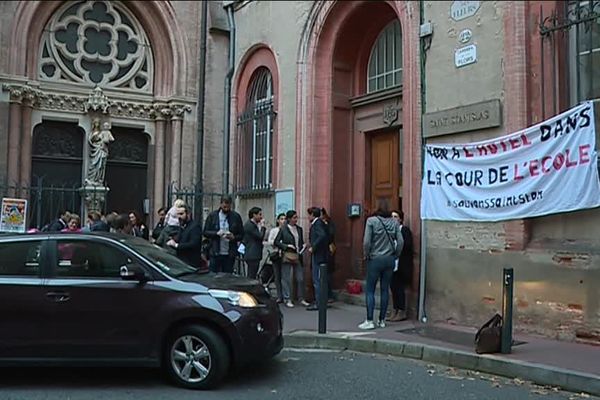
left=85, top=118, right=114, bottom=185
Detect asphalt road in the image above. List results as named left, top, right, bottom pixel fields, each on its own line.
left=0, top=349, right=593, bottom=400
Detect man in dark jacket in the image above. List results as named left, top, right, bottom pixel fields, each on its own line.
left=45, top=210, right=70, bottom=232
left=167, top=204, right=204, bottom=269
left=202, top=195, right=243, bottom=273
left=151, top=207, right=167, bottom=241
left=242, top=207, right=266, bottom=279
left=306, top=207, right=329, bottom=311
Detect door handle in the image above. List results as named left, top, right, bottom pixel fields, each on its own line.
left=46, top=291, right=71, bottom=302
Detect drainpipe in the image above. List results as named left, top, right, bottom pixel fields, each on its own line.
left=222, top=2, right=236, bottom=194
left=417, top=0, right=429, bottom=324
left=195, top=0, right=208, bottom=225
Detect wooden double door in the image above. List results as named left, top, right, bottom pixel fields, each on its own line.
left=369, top=130, right=401, bottom=213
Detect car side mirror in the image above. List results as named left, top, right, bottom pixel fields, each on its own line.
left=120, top=263, right=148, bottom=282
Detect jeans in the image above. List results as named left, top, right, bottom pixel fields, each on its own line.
left=281, top=262, right=305, bottom=301
left=210, top=254, right=235, bottom=273
left=390, top=269, right=406, bottom=311
left=365, top=255, right=394, bottom=321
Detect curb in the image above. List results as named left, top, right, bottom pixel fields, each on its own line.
left=283, top=331, right=600, bottom=397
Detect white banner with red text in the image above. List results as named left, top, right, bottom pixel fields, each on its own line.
left=421, top=101, right=600, bottom=221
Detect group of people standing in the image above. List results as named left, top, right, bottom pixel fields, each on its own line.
left=198, top=196, right=336, bottom=311
left=41, top=209, right=150, bottom=238
left=262, top=207, right=335, bottom=310
left=40, top=196, right=413, bottom=325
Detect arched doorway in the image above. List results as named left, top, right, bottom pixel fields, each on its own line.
left=298, top=1, right=422, bottom=297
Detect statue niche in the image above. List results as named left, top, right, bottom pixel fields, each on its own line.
left=85, top=118, right=114, bottom=186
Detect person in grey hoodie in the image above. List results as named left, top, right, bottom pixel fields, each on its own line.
left=359, top=201, right=404, bottom=330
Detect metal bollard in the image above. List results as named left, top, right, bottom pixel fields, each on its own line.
left=318, top=263, right=328, bottom=334
left=501, top=267, right=514, bottom=354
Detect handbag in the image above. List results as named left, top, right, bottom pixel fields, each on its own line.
left=474, top=313, right=503, bottom=354
left=269, top=250, right=282, bottom=263
left=282, top=250, right=299, bottom=264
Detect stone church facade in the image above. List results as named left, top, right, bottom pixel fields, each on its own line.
left=0, top=0, right=229, bottom=225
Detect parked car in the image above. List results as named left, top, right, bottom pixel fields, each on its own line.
left=0, top=232, right=283, bottom=389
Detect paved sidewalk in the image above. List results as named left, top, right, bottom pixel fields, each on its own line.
left=280, top=302, right=600, bottom=396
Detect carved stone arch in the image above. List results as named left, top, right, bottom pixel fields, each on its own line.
left=9, top=0, right=188, bottom=97
left=294, top=0, right=422, bottom=298
left=296, top=0, right=421, bottom=223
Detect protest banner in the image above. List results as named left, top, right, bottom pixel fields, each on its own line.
left=421, top=101, right=600, bottom=221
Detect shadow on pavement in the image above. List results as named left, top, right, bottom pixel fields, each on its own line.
left=0, top=358, right=283, bottom=390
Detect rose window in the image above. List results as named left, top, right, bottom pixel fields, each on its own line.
left=38, top=1, right=153, bottom=92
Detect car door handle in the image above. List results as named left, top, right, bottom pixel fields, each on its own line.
left=46, top=291, right=71, bottom=303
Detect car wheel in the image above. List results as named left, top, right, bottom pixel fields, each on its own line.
left=164, top=325, right=230, bottom=390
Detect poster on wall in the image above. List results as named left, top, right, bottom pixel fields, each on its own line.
left=0, top=198, right=28, bottom=233
left=275, top=189, right=294, bottom=218
left=421, top=101, right=600, bottom=222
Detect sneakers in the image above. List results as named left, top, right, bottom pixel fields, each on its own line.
left=300, top=300, right=310, bottom=307
left=357, top=319, right=386, bottom=329
left=358, top=320, right=375, bottom=330
left=285, top=300, right=294, bottom=308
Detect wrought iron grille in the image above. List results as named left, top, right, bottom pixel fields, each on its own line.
left=235, top=67, right=275, bottom=193
left=0, top=177, right=107, bottom=230
left=539, top=0, right=600, bottom=118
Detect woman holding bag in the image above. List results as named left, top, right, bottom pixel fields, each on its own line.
left=266, top=213, right=286, bottom=303
left=359, top=200, right=403, bottom=330
left=275, top=210, right=309, bottom=308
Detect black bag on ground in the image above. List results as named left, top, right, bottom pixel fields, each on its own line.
left=474, top=313, right=502, bottom=354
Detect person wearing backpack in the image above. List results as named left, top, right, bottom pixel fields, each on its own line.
left=359, top=200, right=403, bottom=330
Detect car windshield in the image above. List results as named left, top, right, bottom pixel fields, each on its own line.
left=122, top=238, right=200, bottom=278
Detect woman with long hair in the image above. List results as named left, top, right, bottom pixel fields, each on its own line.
left=266, top=213, right=286, bottom=303
left=129, top=210, right=149, bottom=240
left=274, top=210, right=309, bottom=308
left=359, top=200, right=403, bottom=330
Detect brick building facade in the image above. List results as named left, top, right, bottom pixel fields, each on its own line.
left=229, top=0, right=599, bottom=342
left=0, top=0, right=598, bottom=342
